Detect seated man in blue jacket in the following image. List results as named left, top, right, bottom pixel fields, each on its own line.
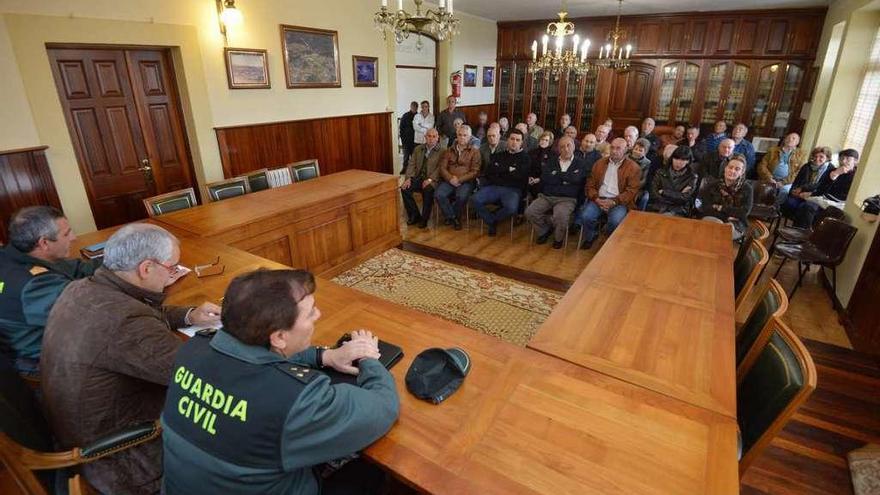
left=524, top=136, right=589, bottom=249
left=0, top=206, right=99, bottom=375
left=161, top=269, right=400, bottom=495
left=471, top=128, right=531, bottom=236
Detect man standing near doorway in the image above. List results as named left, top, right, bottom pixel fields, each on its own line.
left=436, top=95, right=466, bottom=147
left=399, top=101, right=418, bottom=174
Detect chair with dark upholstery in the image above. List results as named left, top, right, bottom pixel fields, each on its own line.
left=735, top=238, right=769, bottom=311
left=289, top=159, right=321, bottom=182
left=206, top=176, right=250, bottom=202
left=736, top=278, right=789, bottom=379
left=0, top=358, right=161, bottom=494
left=768, top=207, right=847, bottom=256
left=772, top=218, right=858, bottom=300
left=737, top=317, right=816, bottom=474
left=748, top=180, right=780, bottom=228
left=143, top=188, right=197, bottom=217
left=243, top=168, right=270, bottom=192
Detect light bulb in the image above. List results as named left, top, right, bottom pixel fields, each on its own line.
left=220, top=4, right=243, bottom=26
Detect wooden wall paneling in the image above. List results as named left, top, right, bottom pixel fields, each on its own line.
left=734, top=19, right=764, bottom=56
left=634, top=21, right=663, bottom=55
left=789, top=17, right=821, bottom=57
left=764, top=19, right=790, bottom=56
left=687, top=20, right=710, bottom=55
left=457, top=104, right=498, bottom=127
left=292, top=208, right=354, bottom=273
left=711, top=19, right=737, bottom=55
left=846, top=225, right=880, bottom=356
left=350, top=190, right=399, bottom=249
left=0, top=147, right=62, bottom=244
left=214, top=112, right=393, bottom=178
left=663, top=20, right=688, bottom=55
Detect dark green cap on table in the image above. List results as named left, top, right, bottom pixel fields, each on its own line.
left=405, top=347, right=471, bottom=404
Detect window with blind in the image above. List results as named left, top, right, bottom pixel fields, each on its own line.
left=843, top=27, right=880, bottom=153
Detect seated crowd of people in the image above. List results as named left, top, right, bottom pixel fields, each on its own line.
left=399, top=95, right=861, bottom=247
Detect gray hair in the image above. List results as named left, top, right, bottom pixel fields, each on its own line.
left=103, top=223, right=178, bottom=271
left=8, top=206, right=64, bottom=253
left=458, top=124, right=472, bottom=136
left=624, top=126, right=639, bottom=137
left=634, top=138, right=651, bottom=150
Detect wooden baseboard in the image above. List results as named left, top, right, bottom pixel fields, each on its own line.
left=819, top=268, right=858, bottom=344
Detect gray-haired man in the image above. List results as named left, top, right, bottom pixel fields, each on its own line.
left=41, top=223, right=220, bottom=495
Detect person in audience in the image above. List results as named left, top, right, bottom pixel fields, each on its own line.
left=472, top=129, right=531, bottom=236
left=454, top=118, right=481, bottom=148
left=595, top=124, right=610, bottom=145
left=576, top=133, right=602, bottom=171
left=702, top=120, right=728, bottom=158
left=436, top=95, right=465, bottom=146
left=757, top=132, right=806, bottom=206
left=41, top=223, right=221, bottom=495
left=525, top=136, right=588, bottom=249
left=556, top=114, right=572, bottom=139
left=0, top=206, right=99, bottom=376
left=648, top=145, right=698, bottom=217
left=413, top=100, right=434, bottom=147
left=679, top=124, right=704, bottom=162
left=630, top=138, right=653, bottom=209
left=401, top=128, right=444, bottom=228
left=554, top=126, right=578, bottom=153
left=781, top=145, right=833, bottom=220
left=697, top=154, right=753, bottom=241
left=791, top=148, right=859, bottom=228
left=699, top=138, right=736, bottom=180
left=661, top=123, right=686, bottom=149
left=498, top=116, right=511, bottom=138
left=515, top=122, right=538, bottom=151
left=603, top=118, right=614, bottom=129
left=161, top=269, right=398, bottom=495
left=437, top=125, right=481, bottom=230
left=529, top=131, right=556, bottom=199
left=526, top=112, right=544, bottom=140
left=478, top=125, right=506, bottom=175
left=399, top=101, right=418, bottom=174
left=622, top=126, right=639, bottom=151
left=474, top=111, right=489, bottom=141
left=576, top=138, right=641, bottom=250
left=730, top=123, right=756, bottom=176
left=640, top=117, right=659, bottom=151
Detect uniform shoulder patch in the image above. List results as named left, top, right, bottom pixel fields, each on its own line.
left=275, top=363, right=319, bottom=384
left=29, top=266, right=49, bottom=276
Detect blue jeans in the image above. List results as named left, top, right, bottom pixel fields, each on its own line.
left=575, top=201, right=629, bottom=243
left=472, top=185, right=521, bottom=226
left=436, top=181, right=475, bottom=220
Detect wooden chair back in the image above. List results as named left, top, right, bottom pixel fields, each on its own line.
left=206, top=177, right=250, bottom=202
left=737, top=317, right=816, bottom=474
left=749, top=219, right=770, bottom=242
left=143, top=188, right=197, bottom=217
left=736, top=278, right=789, bottom=381
left=735, top=238, right=769, bottom=311
left=289, top=159, right=321, bottom=182
left=244, top=168, right=270, bottom=192
left=266, top=167, right=293, bottom=188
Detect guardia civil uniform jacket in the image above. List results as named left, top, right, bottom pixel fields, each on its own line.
left=0, top=244, right=99, bottom=365
left=161, top=330, right=400, bottom=494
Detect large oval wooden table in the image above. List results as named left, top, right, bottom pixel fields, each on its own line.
left=72, top=193, right=739, bottom=494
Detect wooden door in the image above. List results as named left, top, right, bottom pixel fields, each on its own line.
left=847, top=226, right=880, bottom=356
left=48, top=47, right=194, bottom=229
left=602, top=62, right=656, bottom=131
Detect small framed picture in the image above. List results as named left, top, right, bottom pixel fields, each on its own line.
left=352, top=55, right=379, bottom=87
left=482, top=66, right=495, bottom=87
left=463, top=64, right=477, bottom=87
left=224, top=48, right=270, bottom=89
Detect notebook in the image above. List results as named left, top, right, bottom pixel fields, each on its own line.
left=324, top=338, right=404, bottom=385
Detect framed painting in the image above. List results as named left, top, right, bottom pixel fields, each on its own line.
left=280, top=24, right=341, bottom=88
left=224, top=48, right=270, bottom=89
left=463, top=64, right=477, bottom=87
left=353, top=55, right=378, bottom=87
left=482, top=66, right=495, bottom=87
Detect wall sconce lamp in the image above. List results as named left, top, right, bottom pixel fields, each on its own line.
left=216, top=0, right=243, bottom=45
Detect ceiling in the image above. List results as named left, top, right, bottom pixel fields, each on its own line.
left=454, top=0, right=829, bottom=22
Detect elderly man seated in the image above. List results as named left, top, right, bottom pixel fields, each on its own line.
left=524, top=136, right=589, bottom=249
left=400, top=128, right=445, bottom=228
left=436, top=125, right=481, bottom=230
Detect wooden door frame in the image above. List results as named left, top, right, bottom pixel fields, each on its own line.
left=45, top=43, right=201, bottom=213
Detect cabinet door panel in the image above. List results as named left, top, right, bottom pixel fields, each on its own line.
left=292, top=209, right=354, bottom=273
left=655, top=61, right=680, bottom=124
left=765, top=19, right=789, bottom=55
left=789, top=17, right=819, bottom=56
left=712, top=20, right=736, bottom=55
left=675, top=62, right=701, bottom=123
left=498, top=63, right=513, bottom=118
left=634, top=22, right=662, bottom=55
left=701, top=62, right=728, bottom=125
left=351, top=191, right=398, bottom=248
left=664, top=21, right=688, bottom=55
left=725, top=63, right=752, bottom=124
left=735, top=20, right=762, bottom=55
left=771, top=63, right=805, bottom=138
left=748, top=62, right=782, bottom=134
left=688, top=20, right=710, bottom=55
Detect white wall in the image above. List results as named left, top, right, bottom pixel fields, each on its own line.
left=0, top=16, right=39, bottom=150
left=447, top=11, right=497, bottom=105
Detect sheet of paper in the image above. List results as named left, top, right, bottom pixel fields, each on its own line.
left=177, top=323, right=218, bottom=338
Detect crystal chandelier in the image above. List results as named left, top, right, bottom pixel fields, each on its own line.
left=595, top=0, right=632, bottom=71
left=528, top=1, right=592, bottom=80
left=374, top=0, right=460, bottom=48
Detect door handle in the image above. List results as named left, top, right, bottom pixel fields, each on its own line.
left=138, top=158, right=152, bottom=172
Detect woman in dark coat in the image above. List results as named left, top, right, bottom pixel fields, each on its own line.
left=781, top=145, right=832, bottom=219
left=697, top=153, right=753, bottom=240
left=792, top=148, right=859, bottom=228
left=528, top=131, right=556, bottom=199
left=647, top=145, right=698, bottom=217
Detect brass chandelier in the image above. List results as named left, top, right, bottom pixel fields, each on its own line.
left=374, top=0, right=460, bottom=48
left=595, top=0, right=632, bottom=70
left=528, top=1, right=592, bottom=80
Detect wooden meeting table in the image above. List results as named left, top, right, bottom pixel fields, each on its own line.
left=71, top=218, right=739, bottom=494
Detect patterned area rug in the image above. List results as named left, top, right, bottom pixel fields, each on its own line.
left=332, top=249, right=562, bottom=346
left=849, top=444, right=880, bottom=495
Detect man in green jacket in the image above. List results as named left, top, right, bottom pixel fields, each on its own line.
left=161, top=269, right=399, bottom=495
left=0, top=206, right=98, bottom=374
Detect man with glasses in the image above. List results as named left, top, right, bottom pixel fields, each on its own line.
left=41, top=223, right=220, bottom=495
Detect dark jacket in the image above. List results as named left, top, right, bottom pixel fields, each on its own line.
left=575, top=149, right=602, bottom=173
left=648, top=165, right=699, bottom=216
left=541, top=155, right=590, bottom=198
left=529, top=146, right=556, bottom=179
left=399, top=110, right=416, bottom=147
left=698, top=152, right=732, bottom=180
left=484, top=149, right=531, bottom=190
left=404, top=143, right=445, bottom=182
left=697, top=179, right=754, bottom=234
left=629, top=153, right=652, bottom=189
left=478, top=140, right=506, bottom=174
left=0, top=245, right=98, bottom=362
left=790, top=162, right=831, bottom=193
left=162, top=331, right=398, bottom=495
left=41, top=268, right=189, bottom=495
left=814, top=167, right=857, bottom=201
left=436, top=109, right=466, bottom=141
left=678, top=138, right=706, bottom=163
